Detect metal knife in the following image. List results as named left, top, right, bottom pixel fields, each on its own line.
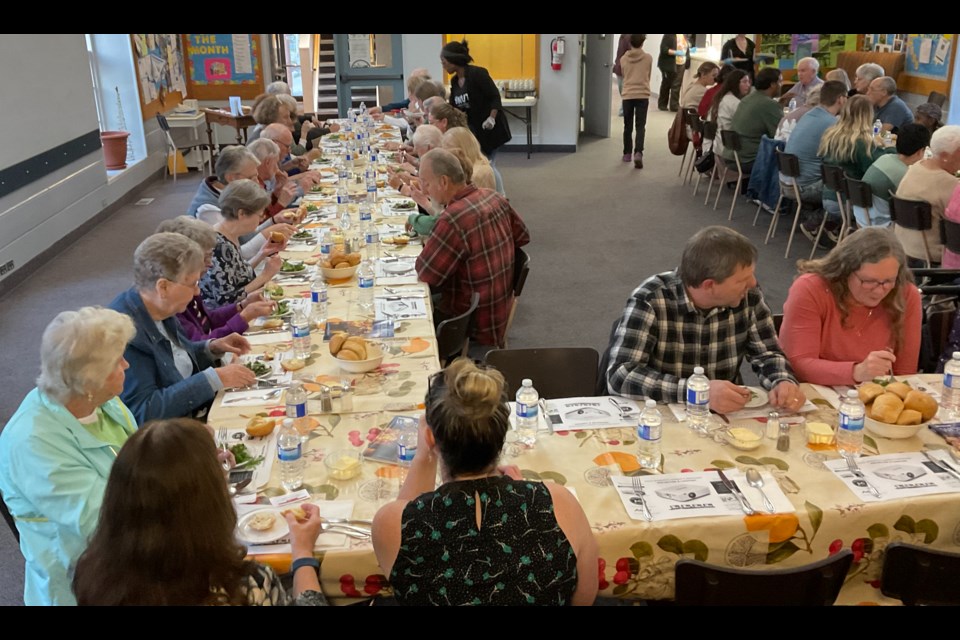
left=716, top=469, right=755, bottom=515
left=923, top=451, right=960, bottom=482
left=845, top=456, right=882, bottom=497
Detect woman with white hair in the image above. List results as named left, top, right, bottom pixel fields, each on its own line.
left=441, top=126, right=503, bottom=194
left=109, top=232, right=255, bottom=423
left=852, top=62, right=885, bottom=97
left=156, top=216, right=275, bottom=340
left=0, top=307, right=138, bottom=605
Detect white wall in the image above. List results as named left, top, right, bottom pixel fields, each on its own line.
left=401, top=34, right=443, bottom=82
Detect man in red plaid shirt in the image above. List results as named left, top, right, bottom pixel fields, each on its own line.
left=415, top=149, right=530, bottom=347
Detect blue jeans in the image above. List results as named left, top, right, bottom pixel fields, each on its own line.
left=852, top=199, right=892, bottom=228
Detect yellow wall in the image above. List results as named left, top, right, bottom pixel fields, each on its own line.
left=444, top=34, right=539, bottom=84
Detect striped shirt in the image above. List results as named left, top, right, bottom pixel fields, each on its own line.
left=606, top=271, right=796, bottom=403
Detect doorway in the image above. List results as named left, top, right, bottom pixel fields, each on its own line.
left=581, top=34, right=613, bottom=137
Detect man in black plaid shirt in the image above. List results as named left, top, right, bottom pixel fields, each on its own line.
left=605, top=226, right=805, bottom=414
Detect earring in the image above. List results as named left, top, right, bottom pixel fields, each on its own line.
left=86, top=392, right=94, bottom=403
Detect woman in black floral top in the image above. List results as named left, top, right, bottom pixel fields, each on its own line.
left=200, top=179, right=286, bottom=308
left=372, top=359, right=598, bottom=606
left=73, top=418, right=327, bottom=606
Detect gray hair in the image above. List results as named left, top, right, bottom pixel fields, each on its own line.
left=421, top=148, right=465, bottom=185
left=856, top=63, right=885, bottom=84
left=805, top=85, right=823, bottom=107
left=798, top=56, right=820, bottom=72
left=218, top=179, right=270, bottom=221
left=679, top=226, right=757, bottom=287
left=247, top=137, right=280, bottom=162
left=265, top=81, right=291, bottom=95
left=214, top=146, right=258, bottom=183
left=133, top=232, right=204, bottom=292
left=930, top=125, right=960, bottom=156
left=415, top=79, right=445, bottom=103
left=155, top=216, right=217, bottom=252
left=37, top=307, right=136, bottom=404
left=412, top=124, right=442, bottom=151
left=873, top=76, right=898, bottom=96
left=825, top=68, right=851, bottom=91
left=276, top=94, right=299, bottom=118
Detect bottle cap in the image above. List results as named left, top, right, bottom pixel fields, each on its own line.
left=846, top=389, right=858, bottom=398
left=694, top=366, right=704, bottom=375
left=645, top=399, right=656, bottom=408
left=522, top=378, right=532, bottom=387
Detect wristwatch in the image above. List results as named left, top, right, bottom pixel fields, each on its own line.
left=291, top=557, right=320, bottom=574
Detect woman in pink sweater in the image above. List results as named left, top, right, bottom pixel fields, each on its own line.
left=780, top=228, right=921, bottom=385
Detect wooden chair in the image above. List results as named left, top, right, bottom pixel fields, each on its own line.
left=483, top=347, right=600, bottom=399
left=156, top=114, right=210, bottom=182
left=890, top=192, right=937, bottom=267
left=844, top=175, right=874, bottom=228
left=927, top=91, right=948, bottom=108
left=674, top=550, right=853, bottom=606
left=714, top=129, right=750, bottom=221
left=812, top=165, right=849, bottom=259
left=501, top=247, right=531, bottom=349
left=0, top=492, right=18, bottom=543
left=436, top=292, right=480, bottom=365
left=693, top=119, right=717, bottom=198
left=881, top=542, right=960, bottom=605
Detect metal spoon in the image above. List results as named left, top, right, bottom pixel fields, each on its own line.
left=745, top=468, right=776, bottom=513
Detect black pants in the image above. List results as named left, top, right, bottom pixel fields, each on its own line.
left=658, top=64, right=683, bottom=110
left=622, top=99, right=649, bottom=156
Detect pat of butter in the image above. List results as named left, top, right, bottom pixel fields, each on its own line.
left=806, top=422, right=835, bottom=444
left=328, top=456, right=361, bottom=480
left=729, top=428, right=761, bottom=442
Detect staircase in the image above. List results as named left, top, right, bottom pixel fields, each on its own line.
left=316, top=34, right=378, bottom=120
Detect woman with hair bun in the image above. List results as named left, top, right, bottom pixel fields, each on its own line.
left=440, top=40, right=512, bottom=161
left=372, top=358, right=598, bottom=606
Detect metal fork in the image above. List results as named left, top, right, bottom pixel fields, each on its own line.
left=222, top=389, right=283, bottom=404
left=846, top=456, right=882, bottom=497
left=630, top=476, right=653, bottom=522
left=216, top=427, right=231, bottom=471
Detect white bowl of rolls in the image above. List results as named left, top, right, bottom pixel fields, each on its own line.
left=858, top=381, right=937, bottom=439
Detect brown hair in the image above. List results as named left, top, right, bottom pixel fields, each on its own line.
left=429, top=102, right=468, bottom=130
left=252, top=94, right=287, bottom=126
left=424, top=358, right=510, bottom=476
left=796, top=227, right=913, bottom=351
left=679, top=226, right=757, bottom=288
left=73, top=418, right=252, bottom=605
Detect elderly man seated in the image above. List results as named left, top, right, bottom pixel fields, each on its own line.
left=260, top=123, right=322, bottom=187
left=415, top=148, right=530, bottom=350
left=857, top=123, right=931, bottom=228
left=781, top=57, right=823, bottom=108
left=895, top=125, right=960, bottom=265
left=868, top=76, right=914, bottom=133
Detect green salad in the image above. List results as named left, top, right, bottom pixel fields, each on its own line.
left=230, top=443, right=265, bottom=468
left=281, top=259, right=306, bottom=272
left=244, top=361, right=271, bottom=377
left=271, top=300, right=290, bottom=317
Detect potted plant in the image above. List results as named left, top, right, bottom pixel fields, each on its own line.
left=100, top=130, right=130, bottom=170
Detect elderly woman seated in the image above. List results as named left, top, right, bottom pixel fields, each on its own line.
left=156, top=216, right=274, bottom=340
left=780, top=228, right=921, bottom=386
left=428, top=101, right=469, bottom=134
left=388, top=124, right=442, bottom=187
left=200, top=180, right=285, bottom=309
left=247, top=94, right=294, bottom=143
left=441, top=126, right=504, bottom=194
left=0, top=307, right=137, bottom=605
left=372, top=358, right=598, bottom=606
left=109, top=232, right=255, bottom=423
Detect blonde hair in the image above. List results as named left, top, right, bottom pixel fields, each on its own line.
left=424, top=358, right=510, bottom=476
left=37, top=307, right=135, bottom=404
left=441, top=128, right=490, bottom=170
left=818, top=95, right=877, bottom=163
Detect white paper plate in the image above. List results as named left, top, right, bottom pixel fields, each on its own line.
left=744, top=387, right=768, bottom=409
left=237, top=508, right=289, bottom=544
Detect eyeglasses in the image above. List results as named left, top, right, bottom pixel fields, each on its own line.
left=168, top=277, right=201, bottom=290
left=853, top=273, right=897, bottom=290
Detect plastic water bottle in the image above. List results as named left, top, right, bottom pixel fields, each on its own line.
left=837, top=389, right=865, bottom=459
left=359, top=202, right=372, bottom=222
left=365, top=163, right=378, bottom=203
left=364, top=221, right=380, bottom=260
left=873, top=118, right=883, bottom=137
left=338, top=159, right=349, bottom=189
left=788, top=97, right=797, bottom=112
left=397, top=418, right=418, bottom=467
left=359, top=101, right=367, bottom=115
left=357, top=260, right=375, bottom=313
left=286, top=381, right=307, bottom=419
left=686, top=367, right=711, bottom=435
left=637, top=399, right=662, bottom=470
left=319, top=229, right=333, bottom=258
left=277, top=418, right=304, bottom=491
left=337, top=187, right=351, bottom=229
left=290, top=307, right=312, bottom=359
left=942, top=352, right=960, bottom=420
left=309, top=274, right=328, bottom=330
left=515, top=379, right=539, bottom=447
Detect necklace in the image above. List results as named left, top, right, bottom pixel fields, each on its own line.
left=852, top=306, right=875, bottom=337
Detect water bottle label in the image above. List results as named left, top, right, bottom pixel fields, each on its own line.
left=516, top=402, right=538, bottom=419
left=360, top=210, right=372, bottom=221
left=320, top=243, right=332, bottom=255
left=947, top=373, right=956, bottom=389
left=292, top=325, right=310, bottom=339
left=359, top=276, right=374, bottom=288
left=637, top=425, right=657, bottom=441
left=311, top=290, right=328, bottom=304
left=687, top=388, right=709, bottom=406
left=287, top=401, right=307, bottom=418
left=398, top=443, right=416, bottom=463
left=278, top=444, right=302, bottom=461
left=840, top=415, right=865, bottom=432
left=365, top=233, right=378, bottom=244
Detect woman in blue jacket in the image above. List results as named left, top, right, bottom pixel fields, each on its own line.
left=0, top=307, right=137, bottom=605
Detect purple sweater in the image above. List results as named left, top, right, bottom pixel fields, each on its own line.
left=176, top=295, right=249, bottom=341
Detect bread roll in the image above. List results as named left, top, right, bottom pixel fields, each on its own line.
left=871, top=392, right=904, bottom=424
left=334, top=261, right=352, bottom=269
left=337, top=350, right=360, bottom=361
left=329, top=333, right=349, bottom=355
left=886, top=381, right=912, bottom=400
left=346, top=253, right=361, bottom=266
left=895, top=409, right=923, bottom=425
left=270, top=231, right=285, bottom=243
left=858, top=382, right=886, bottom=405
left=903, top=390, right=938, bottom=422
left=281, top=358, right=306, bottom=371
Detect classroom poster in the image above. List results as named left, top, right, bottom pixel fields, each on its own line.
left=132, top=34, right=186, bottom=105
left=185, top=34, right=259, bottom=85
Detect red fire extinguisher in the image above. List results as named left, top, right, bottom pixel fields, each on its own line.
left=551, top=36, right=565, bottom=71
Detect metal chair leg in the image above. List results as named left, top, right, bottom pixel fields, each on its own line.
left=704, top=163, right=717, bottom=205
left=764, top=194, right=785, bottom=242
left=728, top=168, right=742, bottom=221
left=713, top=166, right=728, bottom=211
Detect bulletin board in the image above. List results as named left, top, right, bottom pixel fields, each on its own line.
left=182, top=34, right=265, bottom=100
left=131, top=34, right=187, bottom=120
left=757, top=34, right=860, bottom=77
left=865, top=34, right=955, bottom=95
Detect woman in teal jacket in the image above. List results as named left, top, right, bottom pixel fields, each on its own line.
left=0, top=307, right=138, bottom=605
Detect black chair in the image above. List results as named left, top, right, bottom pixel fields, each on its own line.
left=693, top=119, right=717, bottom=198
left=890, top=192, right=937, bottom=266
left=942, top=218, right=960, bottom=256
left=772, top=313, right=784, bottom=336
left=844, top=175, right=875, bottom=228
left=436, top=292, right=480, bottom=365
left=812, top=165, right=849, bottom=259
left=881, top=542, right=960, bottom=605
left=1, top=492, right=18, bottom=543
left=757, top=150, right=806, bottom=259
left=927, top=91, right=948, bottom=108
left=714, top=129, right=750, bottom=221
left=156, top=113, right=210, bottom=182
left=596, top=317, right=622, bottom=396
left=483, top=347, right=600, bottom=399
left=501, top=247, right=531, bottom=348
left=674, top=549, right=853, bottom=606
